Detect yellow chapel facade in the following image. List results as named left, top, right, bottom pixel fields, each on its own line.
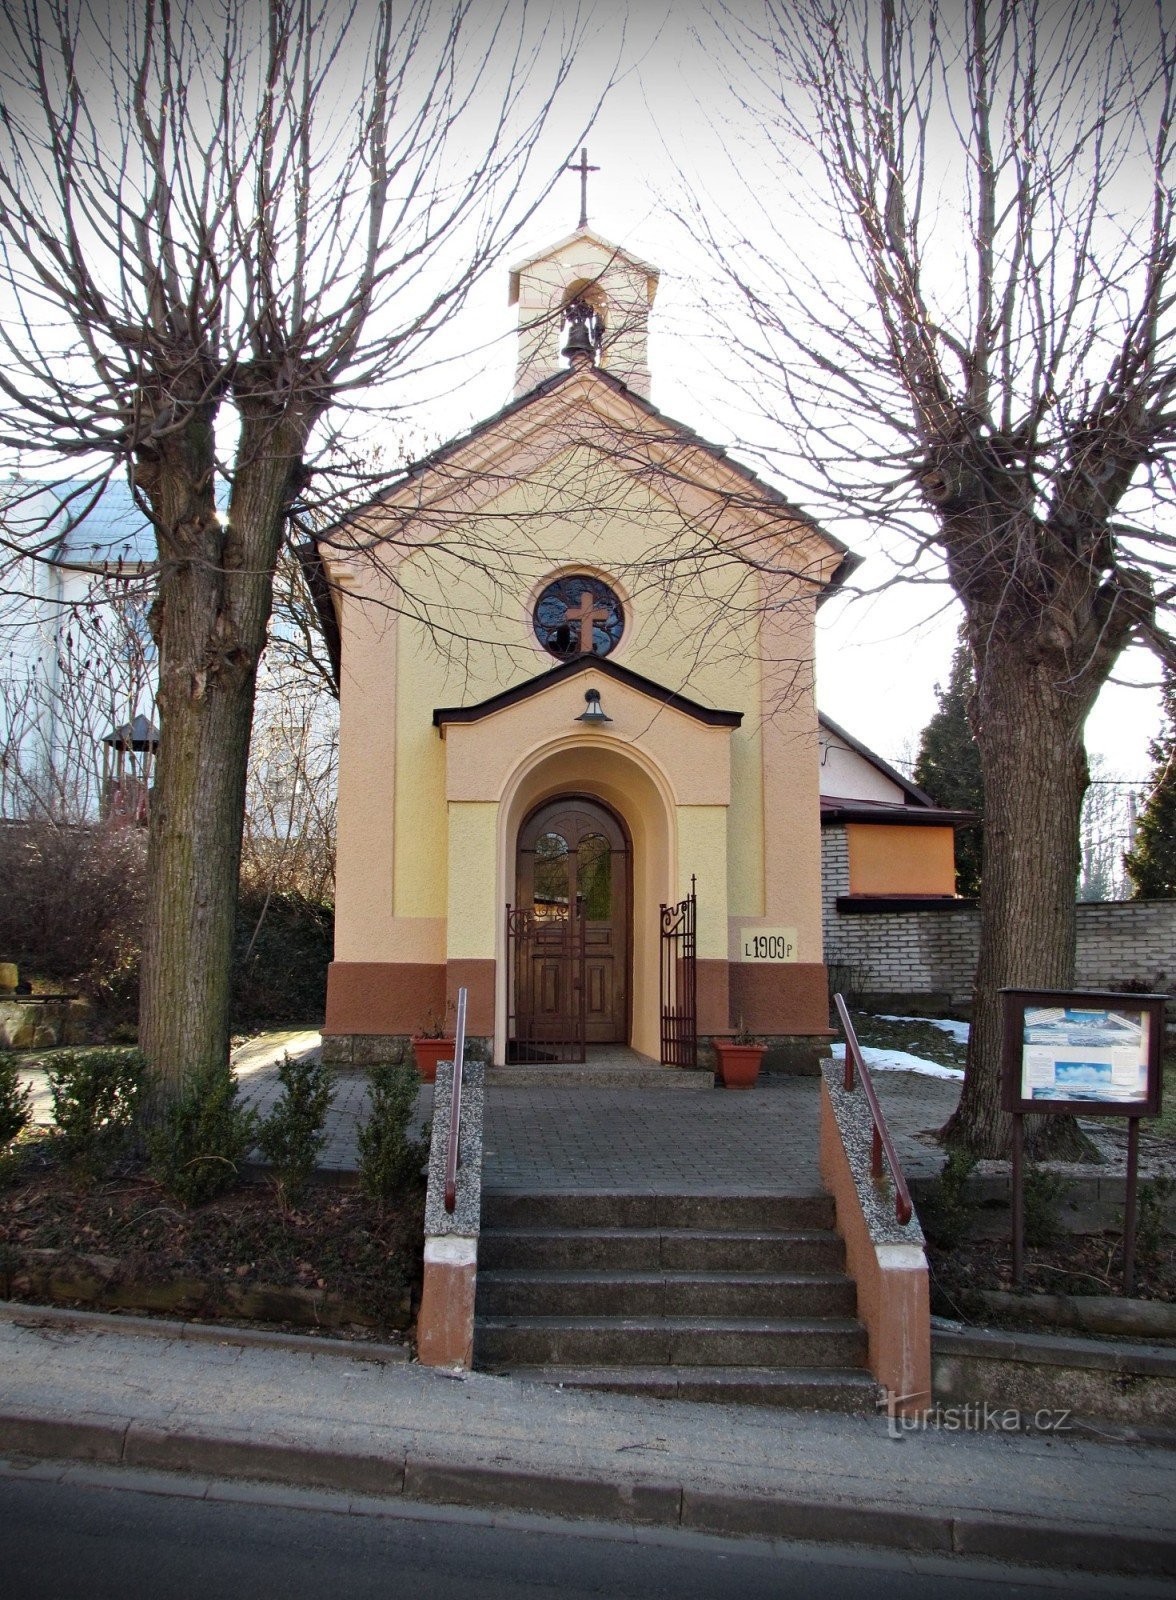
left=319, top=226, right=858, bottom=1068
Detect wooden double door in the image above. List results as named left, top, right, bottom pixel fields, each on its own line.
left=515, top=797, right=630, bottom=1047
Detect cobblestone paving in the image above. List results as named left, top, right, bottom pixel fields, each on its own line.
left=20, top=1029, right=1167, bottom=1189
left=12, top=1029, right=954, bottom=1189
left=480, top=1074, right=824, bottom=1193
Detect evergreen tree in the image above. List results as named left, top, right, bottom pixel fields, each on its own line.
left=914, top=638, right=984, bottom=898
left=1124, top=672, right=1176, bottom=899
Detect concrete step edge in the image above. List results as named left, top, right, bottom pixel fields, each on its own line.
left=476, top=1270, right=854, bottom=1288
left=478, top=1227, right=844, bottom=1243
left=4, top=1411, right=1168, bottom=1575
left=505, top=1364, right=878, bottom=1388
left=476, top=1315, right=866, bottom=1335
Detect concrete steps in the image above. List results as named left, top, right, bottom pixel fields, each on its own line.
left=489, top=1063, right=713, bottom=1090
left=507, top=1364, right=877, bottom=1412
left=477, top=1269, right=856, bottom=1320
left=475, top=1191, right=873, bottom=1412
left=479, top=1227, right=846, bottom=1273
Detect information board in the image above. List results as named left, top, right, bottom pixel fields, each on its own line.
left=1001, top=989, right=1164, bottom=1118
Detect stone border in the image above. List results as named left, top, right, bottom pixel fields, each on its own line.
left=1, top=1401, right=1173, bottom=1575
left=416, top=1059, right=485, bottom=1369
left=819, top=1061, right=931, bottom=1415
left=933, top=1322, right=1176, bottom=1434
left=0, top=1298, right=410, bottom=1363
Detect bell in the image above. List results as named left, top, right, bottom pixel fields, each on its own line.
left=562, top=318, right=596, bottom=361
left=575, top=688, right=612, bottom=725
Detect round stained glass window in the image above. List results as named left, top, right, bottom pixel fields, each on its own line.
left=533, top=575, right=624, bottom=660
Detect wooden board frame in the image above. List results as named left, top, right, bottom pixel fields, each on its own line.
left=1000, top=988, right=1165, bottom=1119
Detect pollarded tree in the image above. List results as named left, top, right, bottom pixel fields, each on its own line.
left=0, top=0, right=602, bottom=1091
left=913, top=636, right=983, bottom=898
left=1125, top=671, right=1176, bottom=899
left=688, top=0, right=1176, bottom=1155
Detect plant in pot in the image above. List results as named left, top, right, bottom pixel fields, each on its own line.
left=411, top=1006, right=454, bottom=1084
left=713, top=1019, right=766, bottom=1089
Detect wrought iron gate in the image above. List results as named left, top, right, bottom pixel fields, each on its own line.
left=505, top=904, right=586, bottom=1063
left=660, top=876, right=697, bottom=1067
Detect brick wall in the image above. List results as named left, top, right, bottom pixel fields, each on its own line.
left=821, top=825, right=1176, bottom=1008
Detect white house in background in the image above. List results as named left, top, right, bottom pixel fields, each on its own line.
left=817, top=712, right=970, bottom=902
left=0, top=478, right=158, bottom=819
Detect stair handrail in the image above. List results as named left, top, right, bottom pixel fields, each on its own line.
left=832, top=993, right=913, bottom=1226
left=443, top=985, right=468, bottom=1214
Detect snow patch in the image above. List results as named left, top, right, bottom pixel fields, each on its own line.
left=877, top=1014, right=971, bottom=1044
left=830, top=1042, right=964, bottom=1080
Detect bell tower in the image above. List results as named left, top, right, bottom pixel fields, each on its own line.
left=509, top=227, right=660, bottom=400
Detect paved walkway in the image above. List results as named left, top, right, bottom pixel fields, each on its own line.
left=16, top=1030, right=959, bottom=1192
left=481, top=1076, right=824, bottom=1193
left=18, top=1030, right=1170, bottom=1189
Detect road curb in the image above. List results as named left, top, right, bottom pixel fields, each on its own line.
left=0, top=1298, right=410, bottom=1364
left=1, top=1407, right=1172, bottom=1576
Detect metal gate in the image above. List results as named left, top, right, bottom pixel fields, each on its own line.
left=660, top=876, right=697, bottom=1067
left=505, top=904, right=586, bottom=1063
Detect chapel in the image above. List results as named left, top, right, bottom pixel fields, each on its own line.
left=317, top=217, right=865, bottom=1071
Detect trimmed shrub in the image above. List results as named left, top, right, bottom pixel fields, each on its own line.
left=1134, top=1175, right=1174, bottom=1266
left=357, top=1061, right=426, bottom=1209
left=1023, top=1165, right=1067, bottom=1248
left=148, top=1062, right=258, bottom=1206
left=0, top=1052, right=32, bottom=1150
left=923, top=1147, right=977, bottom=1249
left=48, top=1047, right=150, bottom=1172
left=257, top=1053, right=334, bottom=1206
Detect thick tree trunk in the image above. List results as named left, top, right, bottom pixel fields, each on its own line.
left=139, top=399, right=314, bottom=1093
left=944, top=639, right=1095, bottom=1158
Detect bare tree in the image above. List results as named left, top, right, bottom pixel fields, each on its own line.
left=686, top=0, right=1176, bottom=1154
left=1078, top=757, right=1134, bottom=903
left=0, top=0, right=602, bottom=1090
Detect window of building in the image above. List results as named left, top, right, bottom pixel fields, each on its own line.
left=533, top=575, right=624, bottom=660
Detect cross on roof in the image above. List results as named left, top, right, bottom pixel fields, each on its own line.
left=563, top=590, right=609, bottom=654
left=565, top=147, right=599, bottom=230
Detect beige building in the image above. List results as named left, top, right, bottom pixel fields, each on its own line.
left=317, top=225, right=862, bottom=1067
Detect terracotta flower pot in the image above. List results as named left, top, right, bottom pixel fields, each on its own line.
left=713, top=1040, right=766, bottom=1089
left=411, top=1037, right=454, bottom=1084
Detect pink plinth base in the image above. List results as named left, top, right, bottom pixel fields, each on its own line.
left=417, top=1250, right=476, bottom=1368
left=819, top=1079, right=931, bottom=1418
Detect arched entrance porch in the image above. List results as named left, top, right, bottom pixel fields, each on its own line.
left=495, top=737, right=677, bottom=1066
left=510, top=795, right=632, bottom=1058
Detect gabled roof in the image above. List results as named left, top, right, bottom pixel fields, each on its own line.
left=817, top=711, right=978, bottom=827
left=433, top=653, right=743, bottom=731
left=3, top=477, right=231, bottom=569
left=508, top=226, right=660, bottom=301
left=818, top=712, right=937, bottom=807
left=344, top=364, right=860, bottom=604
left=819, top=799, right=976, bottom=827
left=5, top=478, right=157, bottom=567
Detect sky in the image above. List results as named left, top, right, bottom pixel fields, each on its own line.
left=415, top=0, right=1164, bottom=789
left=0, top=0, right=1162, bottom=790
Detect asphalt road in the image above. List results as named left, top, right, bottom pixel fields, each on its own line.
left=0, top=1462, right=1169, bottom=1600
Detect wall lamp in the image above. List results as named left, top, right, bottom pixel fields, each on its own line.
left=575, top=688, right=612, bottom=725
